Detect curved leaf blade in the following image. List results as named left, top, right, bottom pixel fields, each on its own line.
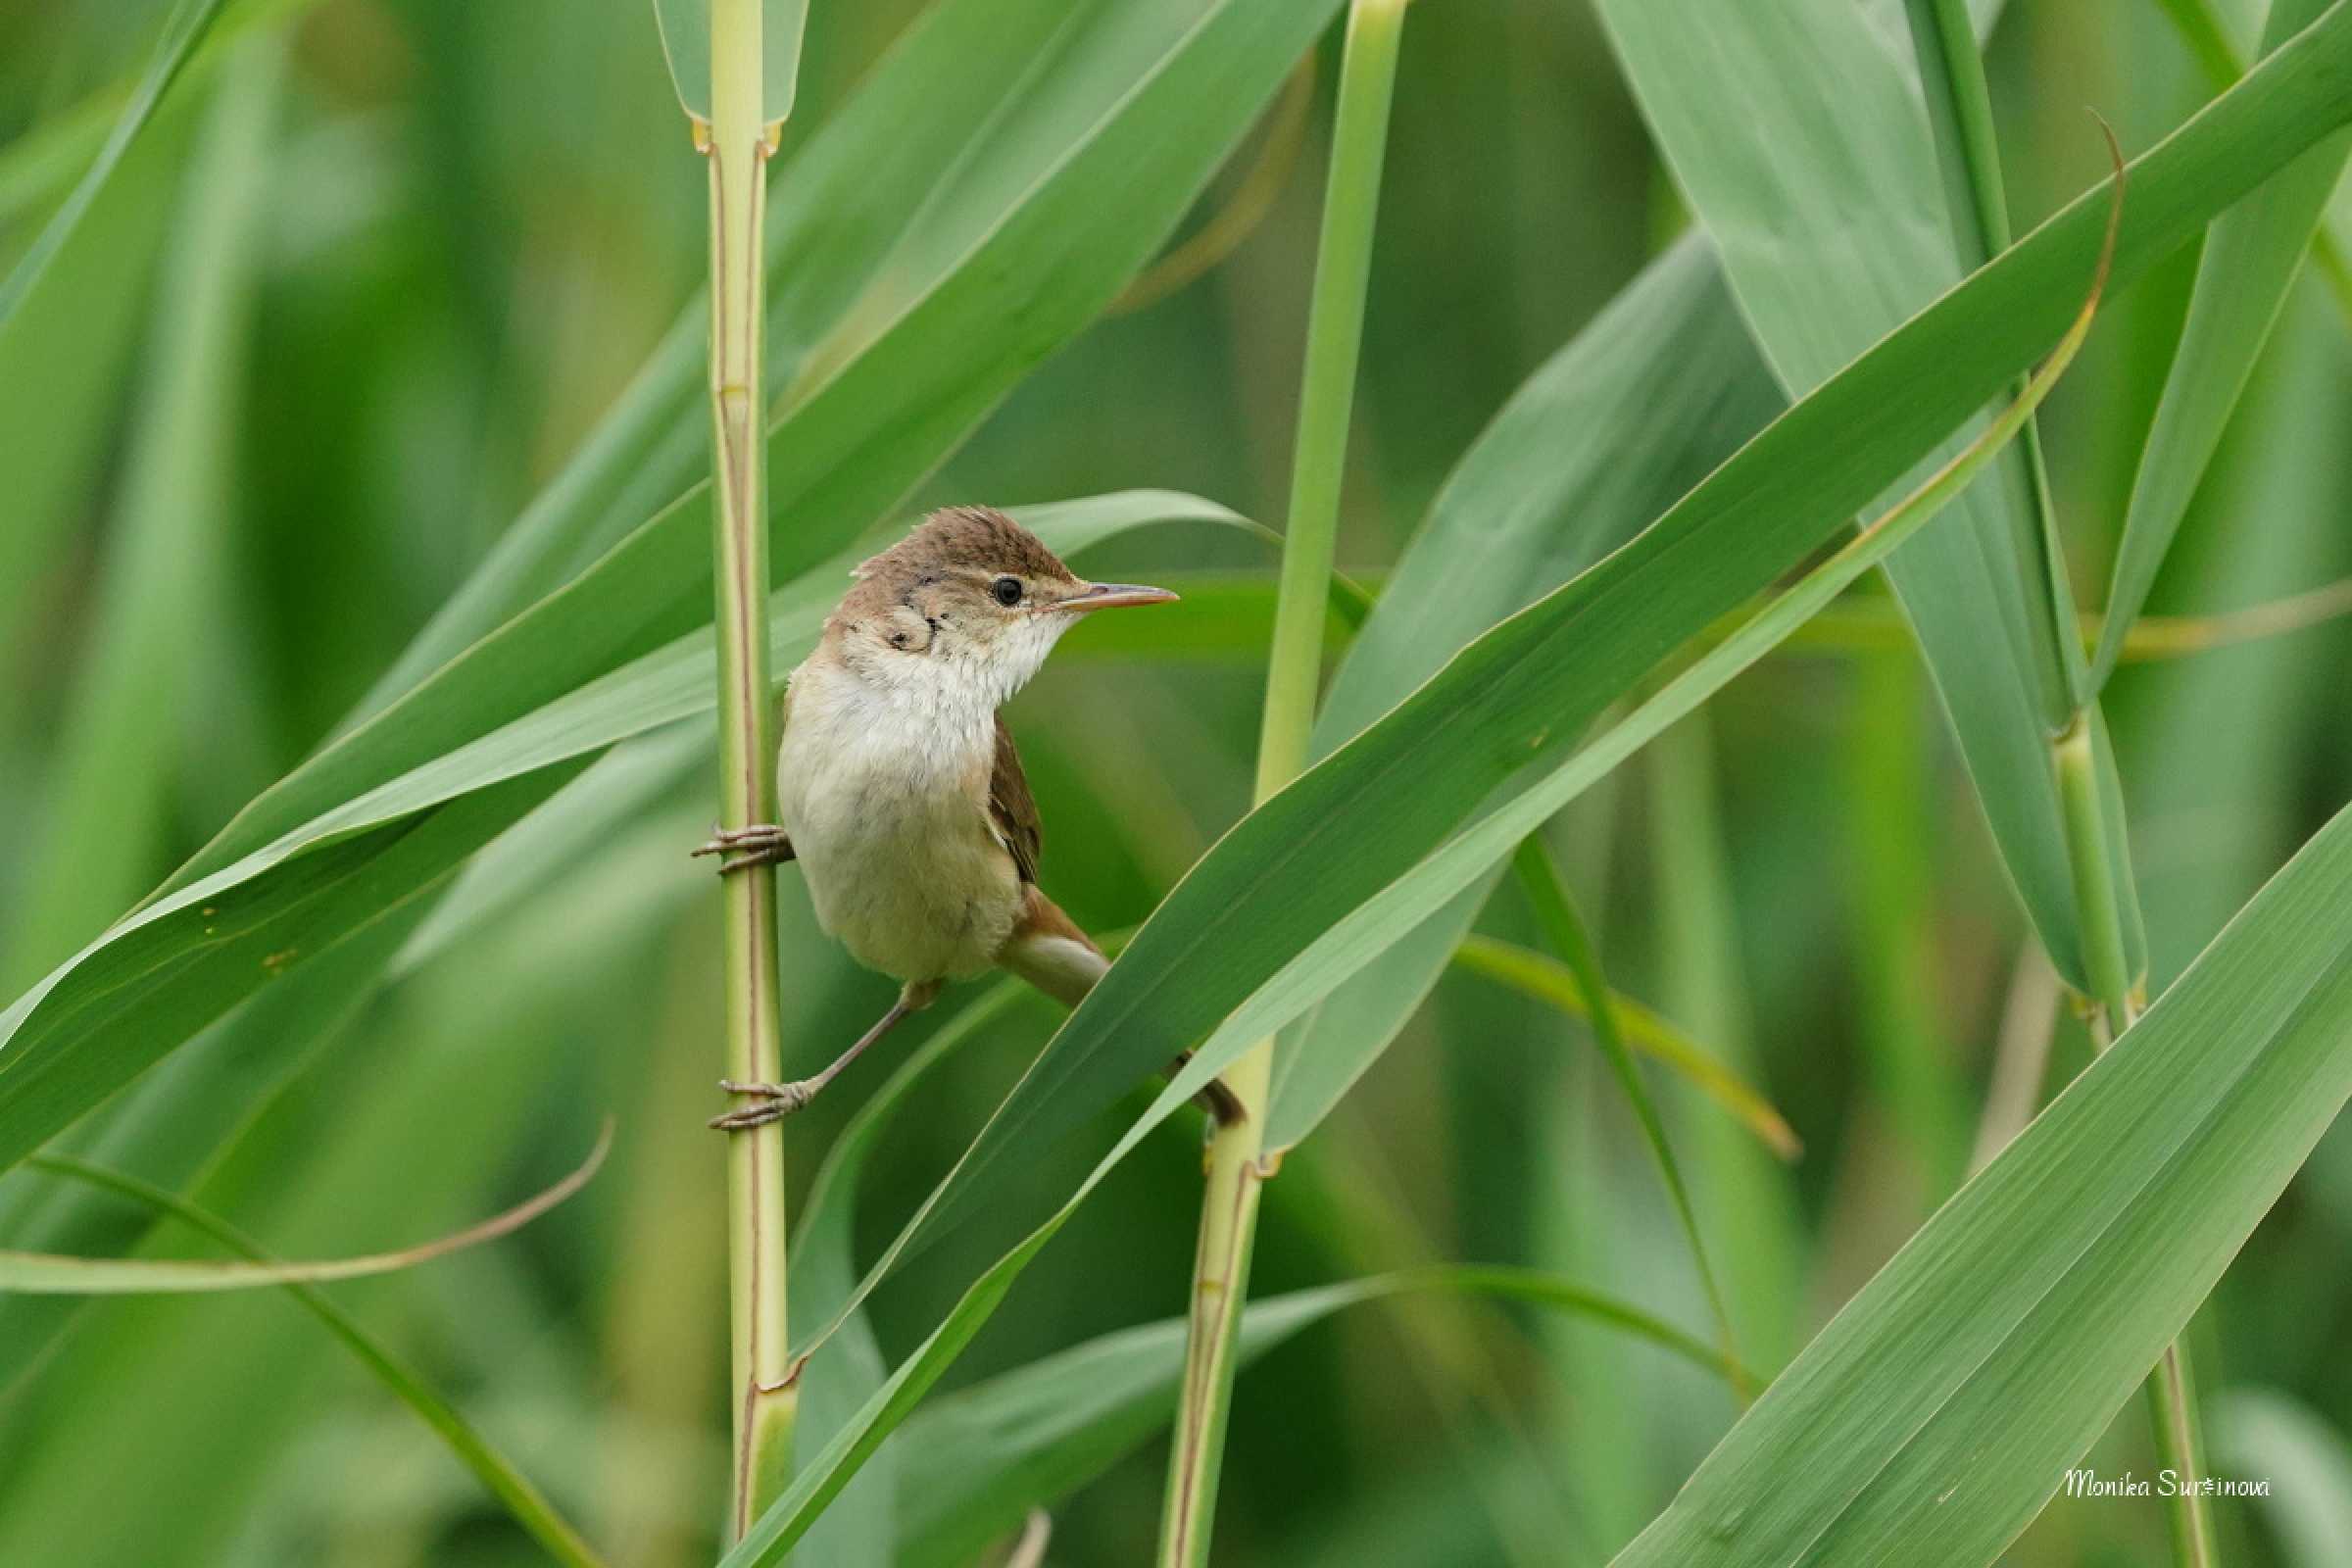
left=0, top=0, right=228, bottom=329
left=24, top=1155, right=607, bottom=1568
left=1611, top=796, right=2352, bottom=1566
left=1265, top=232, right=1783, bottom=1146
left=1593, top=0, right=2105, bottom=985
left=2090, top=0, right=2352, bottom=688
left=894, top=1266, right=1746, bottom=1568
left=0, top=1127, right=607, bottom=1295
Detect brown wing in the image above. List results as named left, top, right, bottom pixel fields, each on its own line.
left=989, top=714, right=1044, bottom=885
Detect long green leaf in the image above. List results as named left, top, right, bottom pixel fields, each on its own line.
left=0, top=1127, right=605, bottom=1294
left=893, top=1266, right=1744, bottom=1568
left=24, top=1155, right=606, bottom=1568
left=1593, top=0, right=2117, bottom=988
left=1610, top=794, right=2352, bottom=1565
left=0, top=86, right=187, bottom=683
left=789, top=977, right=1039, bottom=1568
left=1265, top=231, right=1782, bottom=1146
left=4, top=39, right=278, bottom=993
left=2091, top=0, right=2352, bottom=688
left=0, top=0, right=229, bottom=329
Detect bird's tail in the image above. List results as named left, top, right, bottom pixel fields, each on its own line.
left=1001, top=885, right=1244, bottom=1124
left=997, top=886, right=1107, bottom=1008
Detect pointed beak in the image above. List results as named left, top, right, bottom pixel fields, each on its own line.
left=1049, top=580, right=1180, bottom=613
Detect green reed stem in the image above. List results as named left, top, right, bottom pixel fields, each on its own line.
left=1156, top=4, right=1404, bottom=1563
left=2055, top=719, right=2217, bottom=1567
left=704, top=0, right=795, bottom=1538
left=1901, top=17, right=2211, bottom=1550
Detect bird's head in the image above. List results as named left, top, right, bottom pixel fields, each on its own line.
left=828, top=506, right=1177, bottom=707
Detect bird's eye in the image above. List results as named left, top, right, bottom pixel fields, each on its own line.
left=991, top=576, right=1023, bottom=608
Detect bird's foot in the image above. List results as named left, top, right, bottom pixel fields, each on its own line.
left=692, top=822, right=793, bottom=873
left=708, top=1077, right=816, bottom=1130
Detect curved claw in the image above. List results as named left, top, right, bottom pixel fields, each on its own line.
left=709, top=1078, right=814, bottom=1131
left=693, top=823, right=794, bottom=873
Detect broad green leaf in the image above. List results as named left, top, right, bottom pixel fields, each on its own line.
left=2091, top=0, right=2352, bottom=689
left=732, top=107, right=2126, bottom=1557
left=652, top=0, right=812, bottom=126
left=892, top=1267, right=1743, bottom=1568
left=5, top=40, right=279, bottom=992
left=1592, top=0, right=2117, bottom=989
left=0, top=0, right=229, bottom=329
left=0, top=829, right=678, bottom=1565
left=1265, top=232, right=1783, bottom=1147
left=2155, top=0, right=2352, bottom=321
left=1609, top=794, right=2352, bottom=1566
left=0, top=896, right=438, bottom=1396
left=780, top=935, right=1784, bottom=1567
left=23, top=1155, right=606, bottom=1568
left=2118, top=292, right=2350, bottom=984
left=0, top=497, right=1246, bottom=1173
left=0, top=1127, right=604, bottom=1294
left=0, top=769, right=575, bottom=1175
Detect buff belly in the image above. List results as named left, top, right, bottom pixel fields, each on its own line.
left=777, top=673, right=1021, bottom=985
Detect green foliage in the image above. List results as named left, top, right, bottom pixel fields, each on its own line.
left=6, top=0, right=2352, bottom=1563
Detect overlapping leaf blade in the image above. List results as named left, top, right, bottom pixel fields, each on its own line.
left=2091, top=0, right=2352, bottom=689
left=1266, top=232, right=1783, bottom=1146
left=852, top=9, right=2352, bottom=1291
left=892, top=1267, right=1740, bottom=1568
left=1592, top=0, right=2115, bottom=987
left=1611, top=794, right=2352, bottom=1566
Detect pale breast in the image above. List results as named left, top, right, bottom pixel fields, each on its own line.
left=777, top=657, right=1023, bottom=984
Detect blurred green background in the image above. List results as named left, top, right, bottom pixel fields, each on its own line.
left=2, top=0, right=2349, bottom=1563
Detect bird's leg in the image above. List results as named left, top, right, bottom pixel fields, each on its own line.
left=1167, top=1052, right=1246, bottom=1127
left=710, top=979, right=939, bottom=1131
left=692, top=821, right=794, bottom=874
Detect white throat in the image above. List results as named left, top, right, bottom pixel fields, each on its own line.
left=835, top=612, right=1069, bottom=725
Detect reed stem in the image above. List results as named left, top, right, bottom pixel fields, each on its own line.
left=1156, top=4, right=1404, bottom=1562
left=2054, top=717, right=2215, bottom=1568
left=705, top=0, right=795, bottom=1538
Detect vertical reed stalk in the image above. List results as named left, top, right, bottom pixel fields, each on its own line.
left=1156, top=4, right=1405, bottom=1562
left=704, top=0, right=795, bottom=1538
left=2054, top=719, right=2215, bottom=1568
left=1900, top=17, right=2211, bottom=1548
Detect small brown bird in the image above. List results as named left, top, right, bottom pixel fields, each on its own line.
left=698, top=506, right=1228, bottom=1129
